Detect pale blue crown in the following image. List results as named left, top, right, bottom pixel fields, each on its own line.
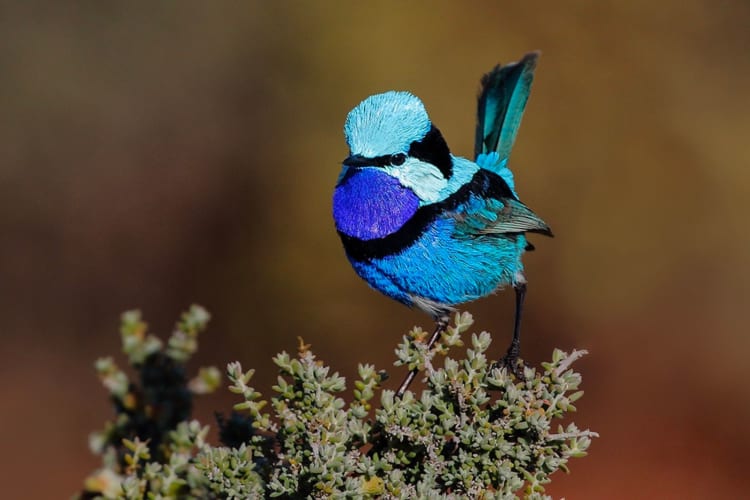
left=344, top=91, right=431, bottom=157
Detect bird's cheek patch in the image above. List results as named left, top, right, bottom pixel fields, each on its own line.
left=333, top=169, right=419, bottom=240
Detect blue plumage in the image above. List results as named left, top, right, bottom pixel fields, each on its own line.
left=344, top=91, right=431, bottom=158
left=475, top=52, right=539, bottom=169
left=333, top=53, right=550, bottom=391
left=333, top=168, right=419, bottom=240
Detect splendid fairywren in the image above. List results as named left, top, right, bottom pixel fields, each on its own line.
left=333, top=53, right=551, bottom=395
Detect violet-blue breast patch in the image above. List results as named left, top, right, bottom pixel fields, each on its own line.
left=333, top=168, right=419, bottom=240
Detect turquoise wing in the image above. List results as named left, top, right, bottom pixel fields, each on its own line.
left=451, top=196, right=551, bottom=238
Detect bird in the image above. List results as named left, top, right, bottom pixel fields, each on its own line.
left=332, top=52, right=552, bottom=396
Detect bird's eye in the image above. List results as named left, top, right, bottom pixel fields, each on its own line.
left=390, top=153, right=406, bottom=166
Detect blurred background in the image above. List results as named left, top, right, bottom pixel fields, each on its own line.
left=1, top=1, right=748, bottom=497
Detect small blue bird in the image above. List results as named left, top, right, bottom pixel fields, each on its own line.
left=333, top=53, right=551, bottom=395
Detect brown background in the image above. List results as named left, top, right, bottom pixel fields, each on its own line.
left=2, top=2, right=749, bottom=498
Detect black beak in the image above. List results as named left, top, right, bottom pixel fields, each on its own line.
left=342, top=154, right=374, bottom=168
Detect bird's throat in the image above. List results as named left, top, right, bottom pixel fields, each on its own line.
left=333, top=169, right=419, bottom=240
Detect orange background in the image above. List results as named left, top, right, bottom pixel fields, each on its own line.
left=2, top=2, right=749, bottom=497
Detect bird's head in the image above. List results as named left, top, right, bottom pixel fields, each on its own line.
left=333, top=92, right=457, bottom=241
left=344, top=91, right=430, bottom=159
left=340, top=91, right=454, bottom=205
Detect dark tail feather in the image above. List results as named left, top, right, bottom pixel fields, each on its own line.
left=475, top=52, right=540, bottom=162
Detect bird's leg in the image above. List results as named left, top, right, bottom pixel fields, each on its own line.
left=501, top=282, right=526, bottom=377
left=396, top=314, right=450, bottom=398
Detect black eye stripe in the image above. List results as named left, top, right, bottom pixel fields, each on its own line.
left=343, top=152, right=407, bottom=168
left=342, top=154, right=390, bottom=167
left=408, top=125, right=452, bottom=178
left=342, top=126, right=452, bottom=177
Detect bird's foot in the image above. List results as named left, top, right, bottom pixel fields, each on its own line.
left=495, top=340, right=525, bottom=380
left=498, top=354, right=526, bottom=380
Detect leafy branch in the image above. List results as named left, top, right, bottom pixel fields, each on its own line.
left=80, top=307, right=596, bottom=499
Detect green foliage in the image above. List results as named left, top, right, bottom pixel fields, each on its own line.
left=81, top=308, right=596, bottom=499
left=82, top=306, right=215, bottom=498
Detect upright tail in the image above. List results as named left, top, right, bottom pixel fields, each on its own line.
left=474, top=52, right=539, bottom=192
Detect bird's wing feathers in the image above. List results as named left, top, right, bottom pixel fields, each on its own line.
left=447, top=169, right=551, bottom=238
left=451, top=196, right=551, bottom=238
left=474, top=52, right=539, bottom=165
left=481, top=198, right=552, bottom=235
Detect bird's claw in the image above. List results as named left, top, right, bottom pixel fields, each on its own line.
left=499, top=354, right=526, bottom=380
left=494, top=340, right=525, bottom=380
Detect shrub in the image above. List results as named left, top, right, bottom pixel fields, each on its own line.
left=80, top=306, right=596, bottom=499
